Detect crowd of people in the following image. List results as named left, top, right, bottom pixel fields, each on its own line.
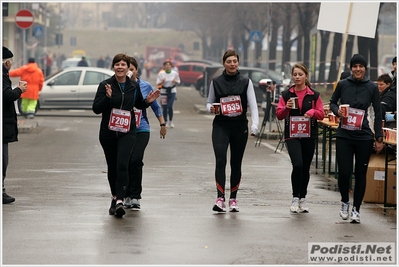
left=3, top=46, right=397, bottom=225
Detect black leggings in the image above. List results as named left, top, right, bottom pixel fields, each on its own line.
left=336, top=137, right=373, bottom=212
left=100, top=133, right=136, bottom=200
left=212, top=121, right=248, bottom=200
left=127, top=132, right=150, bottom=199
left=285, top=138, right=316, bottom=198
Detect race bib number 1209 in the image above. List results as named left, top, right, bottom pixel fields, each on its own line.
left=108, top=108, right=132, bottom=133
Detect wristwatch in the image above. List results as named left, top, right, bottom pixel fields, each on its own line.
left=375, top=137, right=383, bottom=143
left=160, top=123, right=166, bottom=127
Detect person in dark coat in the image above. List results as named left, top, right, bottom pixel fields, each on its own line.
left=77, top=56, right=89, bottom=67
left=377, top=73, right=396, bottom=128
left=2, top=47, right=27, bottom=204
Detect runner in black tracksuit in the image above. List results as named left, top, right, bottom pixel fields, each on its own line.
left=330, top=54, right=383, bottom=224
left=93, top=53, right=159, bottom=218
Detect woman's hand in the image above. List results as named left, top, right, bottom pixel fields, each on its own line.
left=146, top=89, right=161, bottom=104
left=105, top=84, right=112, bottom=98
left=286, top=98, right=294, bottom=109
left=374, top=140, right=384, bottom=154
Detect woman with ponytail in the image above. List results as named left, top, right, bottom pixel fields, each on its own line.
left=276, top=63, right=324, bottom=213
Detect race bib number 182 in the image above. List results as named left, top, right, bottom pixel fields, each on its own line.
left=289, top=116, right=311, bottom=137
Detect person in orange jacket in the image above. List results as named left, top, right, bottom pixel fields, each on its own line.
left=9, top=57, right=44, bottom=119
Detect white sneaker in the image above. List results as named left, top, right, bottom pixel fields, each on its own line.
left=350, top=207, right=360, bottom=223
left=299, top=198, right=309, bottom=213
left=339, top=201, right=350, bottom=220
left=290, top=197, right=299, bottom=213
left=169, top=121, right=175, bottom=128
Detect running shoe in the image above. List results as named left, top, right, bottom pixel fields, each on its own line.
left=115, top=202, right=126, bottom=218
left=109, top=198, right=116, bottom=215
left=299, top=198, right=309, bottom=213
left=229, top=198, right=239, bottom=212
left=339, top=201, right=350, bottom=220
left=350, top=207, right=360, bottom=223
left=132, top=198, right=141, bottom=209
left=124, top=197, right=133, bottom=208
left=212, top=197, right=226, bottom=212
left=290, top=197, right=300, bottom=213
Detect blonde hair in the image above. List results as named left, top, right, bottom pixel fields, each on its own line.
left=291, top=63, right=311, bottom=88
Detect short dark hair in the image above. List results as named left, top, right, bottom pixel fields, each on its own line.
left=222, top=49, right=239, bottom=64
left=377, top=73, right=392, bottom=84
left=129, top=56, right=138, bottom=69
left=112, top=53, right=130, bottom=68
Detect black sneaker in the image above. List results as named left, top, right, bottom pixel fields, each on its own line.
left=3, top=192, right=15, bottom=204
left=115, top=202, right=125, bottom=218
left=109, top=198, right=117, bottom=215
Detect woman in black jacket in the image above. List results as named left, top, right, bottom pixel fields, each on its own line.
left=92, top=53, right=159, bottom=218
left=330, top=54, right=383, bottom=224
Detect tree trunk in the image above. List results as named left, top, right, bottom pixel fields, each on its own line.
left=344, top=35, right=355, bottom=72
left=269, top=23, right=279, bottom=71
left=327, top=32, right=342, bottom=90
left=318, top=30, right=330, bottom=83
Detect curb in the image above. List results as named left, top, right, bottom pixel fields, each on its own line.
left=17, top=119, right=38, bottom=133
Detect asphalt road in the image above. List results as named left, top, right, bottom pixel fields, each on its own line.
left=2, top=83, right=397, bottom=266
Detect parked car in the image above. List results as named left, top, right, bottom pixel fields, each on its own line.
left=177, top=62, right=207, bottom=86
left=195, top=66, right=287, bottom=103
left=35, top=67, right=114, bottom=110
left=61, top=57, right=91, bottom=69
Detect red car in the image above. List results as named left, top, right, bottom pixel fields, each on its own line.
left=177, top=62, right=208, bottom=86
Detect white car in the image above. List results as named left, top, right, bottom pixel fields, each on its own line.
left=61, top=57, right=91, bottom=68
left=36, top=67, right=114, bottom=110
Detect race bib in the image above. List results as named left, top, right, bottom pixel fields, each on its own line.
left=134, top=109, right=142, bottom=128
left=341, top=108, right=365, bottom=131
left=220, top=95, right=243, bottom=117
left=160, top=95, right=168, bottom=105
left=108, top=108, right=132, bottom=133
left=289, top=116, right=311, bottom=138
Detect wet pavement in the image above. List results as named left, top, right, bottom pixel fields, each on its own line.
left=2, top=83, right=397, bottom=266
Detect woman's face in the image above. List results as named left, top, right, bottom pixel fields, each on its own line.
left=377, top=81, right=390, bottom=93
left=128, top=64, right=138, bottom=80
left=164, top=62, right=172, bottom=71
left=223, top=56, right=239, bottom=75
left=351, top=64, right=366, bottom=80
left=292, top=67, right=307, bottom=86
left=113, top=60, right=129, bottom=79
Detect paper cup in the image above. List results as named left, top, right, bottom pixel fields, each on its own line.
left=340, top=104, right=349, bottom=117
left=290, top=97, right=299, bottom=109
left=19, top=81, right=27, bottom=87
left=212, top=103, right=221, bottom=115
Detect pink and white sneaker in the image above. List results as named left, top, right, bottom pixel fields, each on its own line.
left=212, top=197, right=226, bottom=212
left=229, top=198, right=239, bottom=212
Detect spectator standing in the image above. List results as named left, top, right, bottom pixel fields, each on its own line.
left=2, top=47, right=27, bottom=204
left=390, top=56, right=396, bottom=86
left=377, top=74, right=396, bottom=128
left=92, top=53, right=160, bottom=218
left=330, top=54, right=383, bottom=224
left=124, top=57, right=167, bottom=209
left=276, top=63, right=324, bottom=213
left=45, top=53, right=52, bottom=76
left=206, top=49, right=259, bottom=213
left=104, top=55, right=111, bottom=69
left=9, top=57, right=44, bottom=119
left=77, top=56, right=89, bottom=67
left=156, top=61, right=180, bottom=128
left=97, top=56, right=105, bottom=68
